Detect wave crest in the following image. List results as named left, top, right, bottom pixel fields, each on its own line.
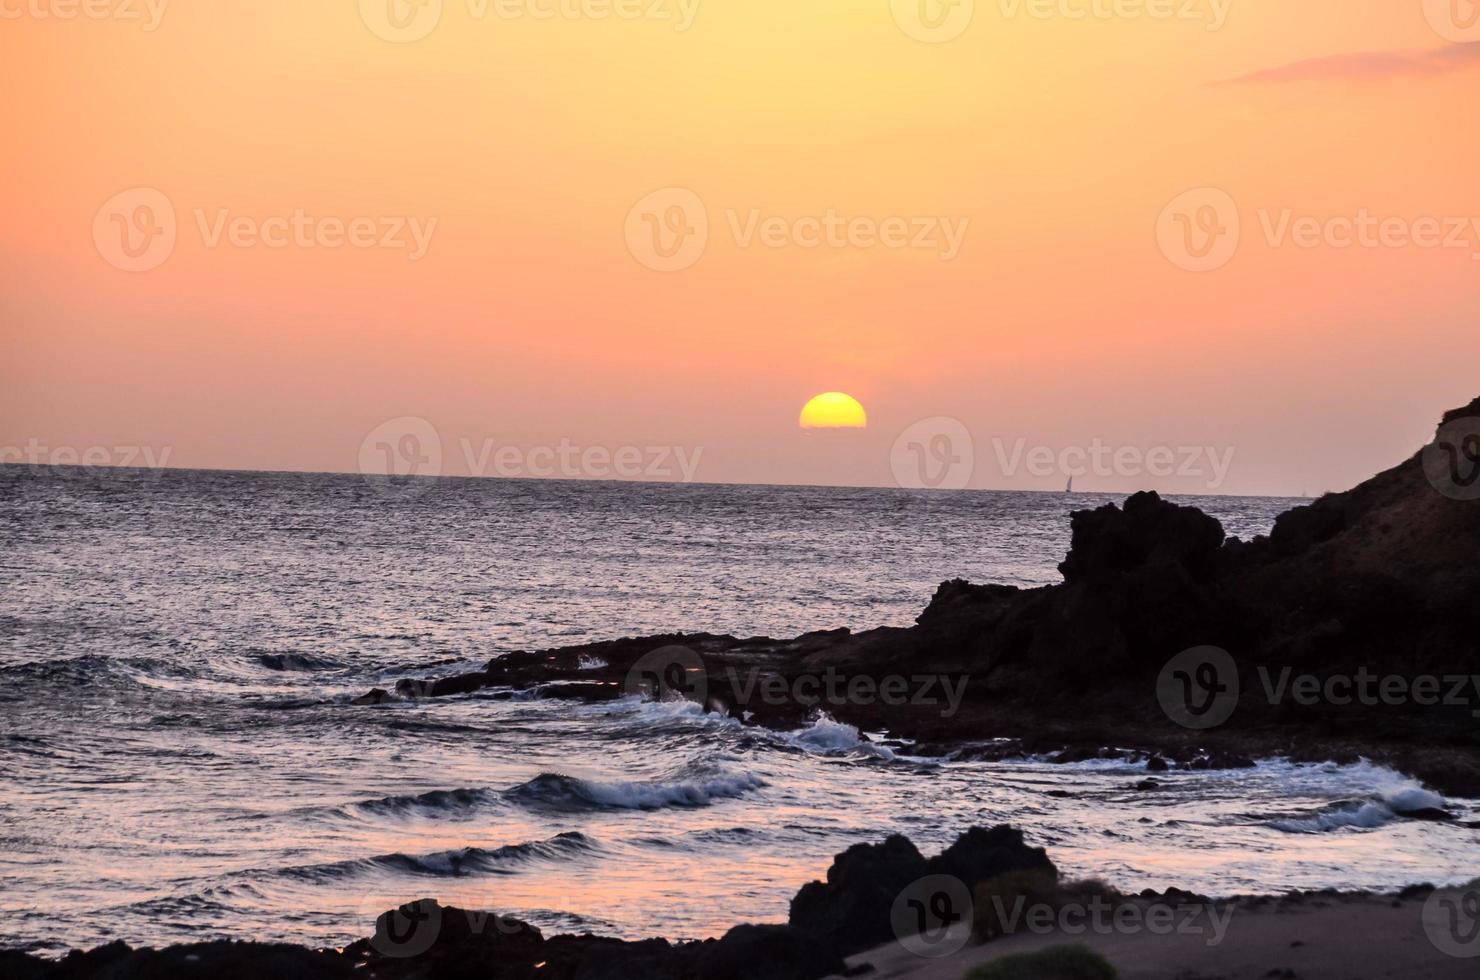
left=276, top=832, right=598, bottom=881
left=504, top=770, right=765, bottom=812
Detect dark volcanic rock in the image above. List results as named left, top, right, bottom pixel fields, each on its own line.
left=691, top=924, right=847, bottom=980
left=789, top=825, right=1054, bottom=956
left=344, top=899, right=543, bottom=976
left=788, top=834, right=928, bottom=956
left=1058, top=490, right=1226, bottom=585
left=929, top=825, right=1055, bottom=891
left=0, top=950, right=50, bottom=980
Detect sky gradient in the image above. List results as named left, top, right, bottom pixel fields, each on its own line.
left=3, top=1, right=1477, bottom=496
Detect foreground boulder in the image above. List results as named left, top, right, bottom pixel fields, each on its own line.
left=790, top=825, right=1056, bottom=955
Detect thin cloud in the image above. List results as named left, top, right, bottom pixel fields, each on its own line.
left=1221, top=42, right=1480, bottom=85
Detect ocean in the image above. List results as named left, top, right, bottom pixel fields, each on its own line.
left=2, top=465, right=1477, bottom=955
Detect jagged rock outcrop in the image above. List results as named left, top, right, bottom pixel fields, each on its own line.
left=789, top=825, right=1055, bottom=955
left=354, top=397, right=1480, bottom=791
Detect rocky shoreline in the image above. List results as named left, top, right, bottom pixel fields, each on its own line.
left=8, top=824, right=1475, bottom=979
left=355, top=396, right=1480, bottom=797
left=3, top=826, right=1047, bottom=979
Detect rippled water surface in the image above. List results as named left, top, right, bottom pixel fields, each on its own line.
left=2, top=466, right=1477, bottom=954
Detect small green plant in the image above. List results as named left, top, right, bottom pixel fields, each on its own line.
left=965, top=944, right=1118, bottom=980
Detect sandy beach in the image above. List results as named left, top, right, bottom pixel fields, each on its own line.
left=840, top=890, right=1480, bottom=980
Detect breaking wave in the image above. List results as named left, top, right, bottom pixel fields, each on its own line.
left=274, top=832, right=598, bottom=881
left=504, top=770, right=765, bottom=811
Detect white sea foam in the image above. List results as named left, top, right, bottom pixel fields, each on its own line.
left=783, top=714, right=896, bottom=760
left=575, top=771, right=767, bottom=809
left=1269, top=772, right=1446, bottom=833
left=505, top=770, right=766, bottom=811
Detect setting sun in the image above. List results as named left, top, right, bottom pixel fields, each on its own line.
left=799, top=392, right=867, bottom=430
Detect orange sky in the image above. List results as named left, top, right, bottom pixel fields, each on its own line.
left=2, top=1, right=1477, bottom=496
